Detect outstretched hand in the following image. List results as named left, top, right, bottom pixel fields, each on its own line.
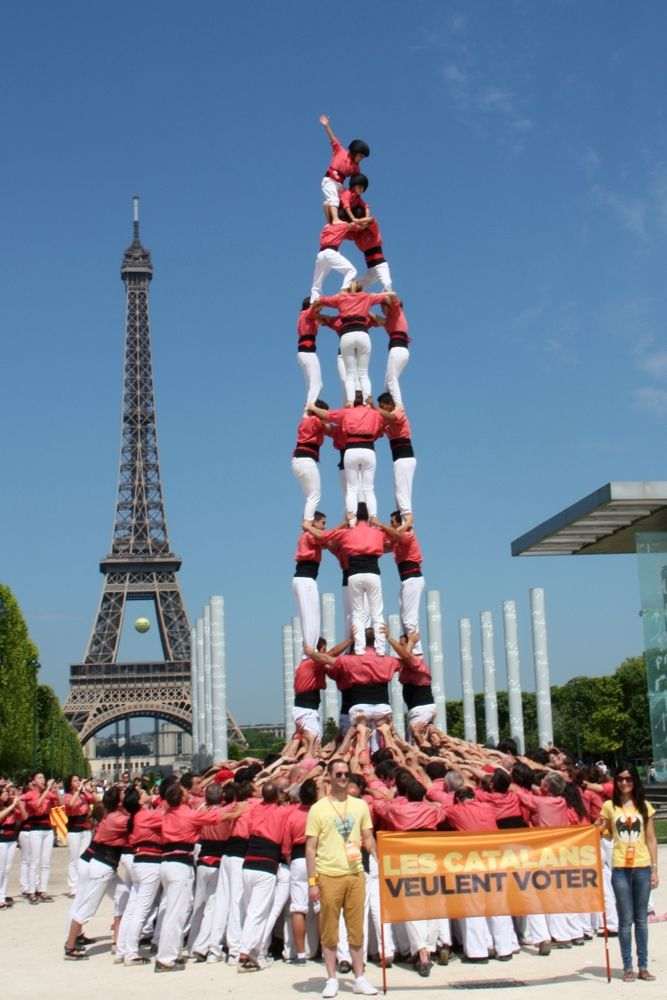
left=319, top=114, right=330, bottom=127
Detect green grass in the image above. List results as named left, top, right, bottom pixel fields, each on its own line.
left=656, top=818, right=667, bottom=844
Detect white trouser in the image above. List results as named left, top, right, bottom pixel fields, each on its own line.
left=337, top=350, right=351, bottom=400
left=400, top=576, right=424, bottom=655
left=239, top=869, right=277, bottom=958
left=460, top=916, right=493, bottom=958
left=289, top=857, right=309, bottom=914
left=223, top=855, right=245, bottom=958
left=113, top=852, right=134, bottom=916
left=0, top=841, right=17, bottom=903
left=292, top=706, right=322, bottom=738
left=344, top=448, right=377, bottom=518
left=359, top=261, right=393, bottom=292
left=407, top=704, right=437, bottom=727
left=393, top=456, right=416, bottom=518
left=348, top=572, right=384, bottom=653
left=27, top=829, right=53, bottom=894
left=364, top=854, right=395, bottom=959
left=487, top=915, right=515, bottom=957
left=195, top=858, right=230, bottom=958
left=18, top=830, right=30, bottom=892
left=340, top=329, right=371, bottom=403
left=292, top=575, right=321, bottom=651
left=187, top=863, right=220, bottom=953
left=405, top=919, right=440, bottom=954
left=601, top=838, right=618, bottom=931
left=342, top=584, right=369, bottom=636
left=384, top=346, right=409, bottom=408
left=70, top=858, right=116, bottom=924
left=297, top=352, right=322, bottom=408
left=157, top=861, right=194, bottom=965
left=321, top=176, right=342, bottom=208
left=67, top=831, right=91, bottom=894
left=311, top=249, right=357, bottom=301
left=116, top=861, right=161, bottom=960
left=291, top=456, right=321, bottom=522
left=259, top=862, right=290, bottom=958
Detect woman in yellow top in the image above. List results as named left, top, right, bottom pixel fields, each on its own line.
left=598, top=762, right=658, bottom=983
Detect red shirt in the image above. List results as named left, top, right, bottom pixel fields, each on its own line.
left=328, top=407, right=385, bottom=448
left=247, top=802, right=290, bottom=845
left=323, top=527, right=349, bottom=570
left=426, top=786, right=454, bottom=807
left=129, top=809, right=163, bottom=852
left=319, top=222, right=357, bottom=251
left=398, top=653, right=431, bottom=687
left=446, top=799, right=497, bottom=833
left=337, top=521, right=385, bottom=559
left=339, top=189, right=367, bottom=217
left=94, top=810, right=130, bottom=848
left=294, top=415, right=325, bottom=457
left=320, top=314, right=345, bottom=336
left=318, top=291, right=387, bottom=324
left=297, top=305, right=319, bottom=350
left=353, top=219, right=383, bottom=252
left=384, top=299, right=408, bottom=336
left=233, top=798, right=262, bottom=839
left=294, top=657, right=326, bottom=694
left=199, top=801, right=243, bottom=842
left=325, top=134, right=359, bottom=183
left=474, top=788, right=524, bottom=822
left=295, top=530, right=324, bottom=563
left=373, top=796, right=444, bottom=831
left=582, top=787, right=604, bottom=822
left=282, top=804, right=310, bottom=858
left=383, top=410, right=412, bottom=441
left=514, top=789, right=570, bottom=828
left=161, top=803, right=221, bottom=845
left=329, top=649, right=400, bottom=688
left=64, top=791, right=95, bottom=818
left=391, top=529, right=422, bottom=566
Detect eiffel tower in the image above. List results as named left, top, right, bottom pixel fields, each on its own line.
left=64, top=199, right=192, bottom=746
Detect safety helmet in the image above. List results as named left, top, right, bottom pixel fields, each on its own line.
left=348, top=139, right=370, bottom=158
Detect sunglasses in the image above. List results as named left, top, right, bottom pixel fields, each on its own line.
left=333, top=771, right=349, bottom=778
left=617, top=776, right=634, bottom=784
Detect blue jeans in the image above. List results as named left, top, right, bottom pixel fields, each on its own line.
left=611, top=866, right=651, bottom=971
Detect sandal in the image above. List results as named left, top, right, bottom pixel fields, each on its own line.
left=64, top=945, right=88, bottom=961
left=638, top=970, right=656, bottom=982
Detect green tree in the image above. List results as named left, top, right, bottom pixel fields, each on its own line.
left=0, top=584, right=38, bottom=773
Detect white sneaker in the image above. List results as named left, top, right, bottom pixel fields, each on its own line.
left=322, top=978, right=339, bottom=999
left=353, top=977, right=378, bottom=996
left=206, top=953, right=222, bottom=963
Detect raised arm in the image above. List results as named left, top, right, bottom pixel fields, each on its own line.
left=319, top=113, right=338, bottom=147
left=373, top=518, right=402, bottom=542
left=308, top=403, right=333, bottom=421
left=303, top=644, right=337, bottom=667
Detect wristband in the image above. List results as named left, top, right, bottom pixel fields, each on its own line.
left=308, top=876, right=319, bottom=887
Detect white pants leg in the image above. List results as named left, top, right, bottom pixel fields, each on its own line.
left=187, top=864, right=220, bottom=953
left=0, top=841, right=17, bottom=903
left=311, top=249, right=357, bottom=302
left=400, top=576, right=425, bottom=655
left=113, top=853, right=134, bottom=917
left=67, top=831, right=91, bottom=894
left=291, top=576, right=321, bottom=651
left=291, top=456, right=321, bottom=522
left=435, top=917, right=452, bottom=947
left=321, top=176, right=342, bottom=209
left=546, top=912, right=572, bottom=942
left=337, top=351, right=350, bottom=401
left=239, top=869, right=277, bottom=958
left=340, top=330, right=372, bottom=403
left=343, top=448, right=377, bottom=517
left=224, top=856, right=245, bottom=958
left=289, top=857, right=308, bottom=915
left=524, top=912, right=550, bottom=944
left=196, top=858, right=230, bottom=958
left=337, top=911, right=351, bottom=963
left=359, top=261, right=393, bottom=291
left=600, top=838, right=618, bottom=932
left=384, top=346, right=409, bottom=408
left=259, top=863, right=290, bottom=958
left=461, top=916, right=492, bottom=958
left=348, top=573, right=385, bottom=654
left=365, top=856, right=395, bottom=959
left=297, top=352, right=323, bottom=408
left=117, top=861, right=161, bottom=961
left=70, top=858, right=116, bottom=924
left=157, top=861, right=194, bottom=965
left=28, top=829, right=52, bottom=894
left=405, top=919, right=438, bottom=955
left=292, top=707, right=322, bottom=739
left=393, top=456, right=416, bottom=518
left=487, top=915, right=515, bottom=957
left=18, top=831, right=30, bottom=893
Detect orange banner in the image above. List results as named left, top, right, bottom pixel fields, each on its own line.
left=377, top=826, right=604, bottom=922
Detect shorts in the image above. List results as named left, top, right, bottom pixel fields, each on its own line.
left=318, top=872, right=365, bottom=949
left=321, top=176, right=342, bottom=207
left=407, top=703, right=437, bottom=726
left=289, top=857, right=308, bottom=913
left=292, top=706, right=322, bottom=737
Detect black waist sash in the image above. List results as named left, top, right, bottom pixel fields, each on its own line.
left=346, top=681, right=390, bottom=706
left=295, top=689, right=321, bottom=709
left=390, top=437, right=414, bottom=460
left=398, top=560, right=422, bottom=581
left=294, top=560, right=319, bottom=579
left=402, top=683, right=434, bottom=710
left=244, top=835, right=282, bottom=875
left=291, top=842, right=306, bottom=861
left=348, top=554, right=380, bottom=575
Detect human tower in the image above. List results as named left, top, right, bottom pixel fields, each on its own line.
left=289, top=115, right=436, bottom=747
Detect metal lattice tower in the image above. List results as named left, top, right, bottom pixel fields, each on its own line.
left=64, top=199, right=192, bottom=744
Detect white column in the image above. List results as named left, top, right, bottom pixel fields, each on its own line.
left=203, top=605, right=213, bottom=753
left=502, top=599, right=525, bottom=754
left=480, top=610, right=499, bottom=746
left=283, top=623, right=295, bottom=738
left=195, top=617, right=207, bottom=756
left=530, top=587, right=554, bottom=748
left=388, top=614, right=405, bottom=737
left=320, top=593, right=339, bottom=725
left=190, top=625, right=199, bottom=762
left=210, top=595, right=227, bottom=761
left=458, top=617, right=477, bottom=743
left=426, top=590, right=447, bottom=731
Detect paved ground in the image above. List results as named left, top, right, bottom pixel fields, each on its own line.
left=3, top=845, right=666, bottom=999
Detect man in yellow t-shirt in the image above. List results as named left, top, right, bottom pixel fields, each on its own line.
left=306, top=758, right=377, bottom=998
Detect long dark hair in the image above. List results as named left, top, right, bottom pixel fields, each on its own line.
left=123, top=787, right=142, bottom=836
left=563, top=780, right=589, bottom=821
left=102, top=786, right=122, bottom=812
left=612, top=762, right=648, bottom=824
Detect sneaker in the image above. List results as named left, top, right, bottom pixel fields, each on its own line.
left=322, top=979, right=339, bottom=999
left=353, top=977, right=379, bottom=995
left=206, top=953, right=222, bottom=964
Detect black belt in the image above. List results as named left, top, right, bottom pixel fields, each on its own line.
left=348, top=554, right=380, bottom=575
left=67, top=816, right=91, bottom=832
left=244, top=835, right=282, bottom=875
left=294, top=560, right=320, bottom=579
left=293, top=446, right=320, bottom=461
left=364, top=245, right=385, bottom=266
left=298, top=341, right=317, bottom=353
left=198, top=839, right=225, bottom=858
left=162, top=840, right=195, bottom=864
left=346, top=681, right=390, bottom=706
left=403, top=683, right=434, bottom=709
left=342, top=569, right=349, bottom=586
left=497, top=816, right=528, bottom=829
left=398, top=560, right=422, bottom=580
left=340, top=317, right=368, bottom=334
left=390, top=437, right=414, bottom=460
left=90, top=843, right=123, bottom=869
left=226, top=836, right=248, bottom=858
left=388, top=333, right=409, bottom=349
left=291, top=843, right=306, bottom=860
left=0, top=830, right=18, bottom=842
left=346, top=441, right=375, bottom=451
left=295, top=689, right=321, bottom=709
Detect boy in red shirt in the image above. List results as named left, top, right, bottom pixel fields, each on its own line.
left=377, top=512, right=424, bottom=653
left=310, top=220, right=361, bottom=302
left=297, top=298, right=323, bottom=409
left=291, top=406, right=328, bottom=523
left=377, top=393, right=416, bottom=527
left=381, top=297, right=410, bottom=408
left=319, top=114, right=370, bottom=222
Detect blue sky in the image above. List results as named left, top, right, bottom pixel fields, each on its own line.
left=3, top=1, right=667, bottom=726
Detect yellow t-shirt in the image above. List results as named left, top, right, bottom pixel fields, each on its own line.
left=600, top=799, right=655, bottom=868
left=305, top=795, right=373, bottom=877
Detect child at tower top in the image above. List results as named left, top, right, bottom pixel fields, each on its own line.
left=339, top=174, right=371, bottom=223
left=319, top=114, right=370, bottom=223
